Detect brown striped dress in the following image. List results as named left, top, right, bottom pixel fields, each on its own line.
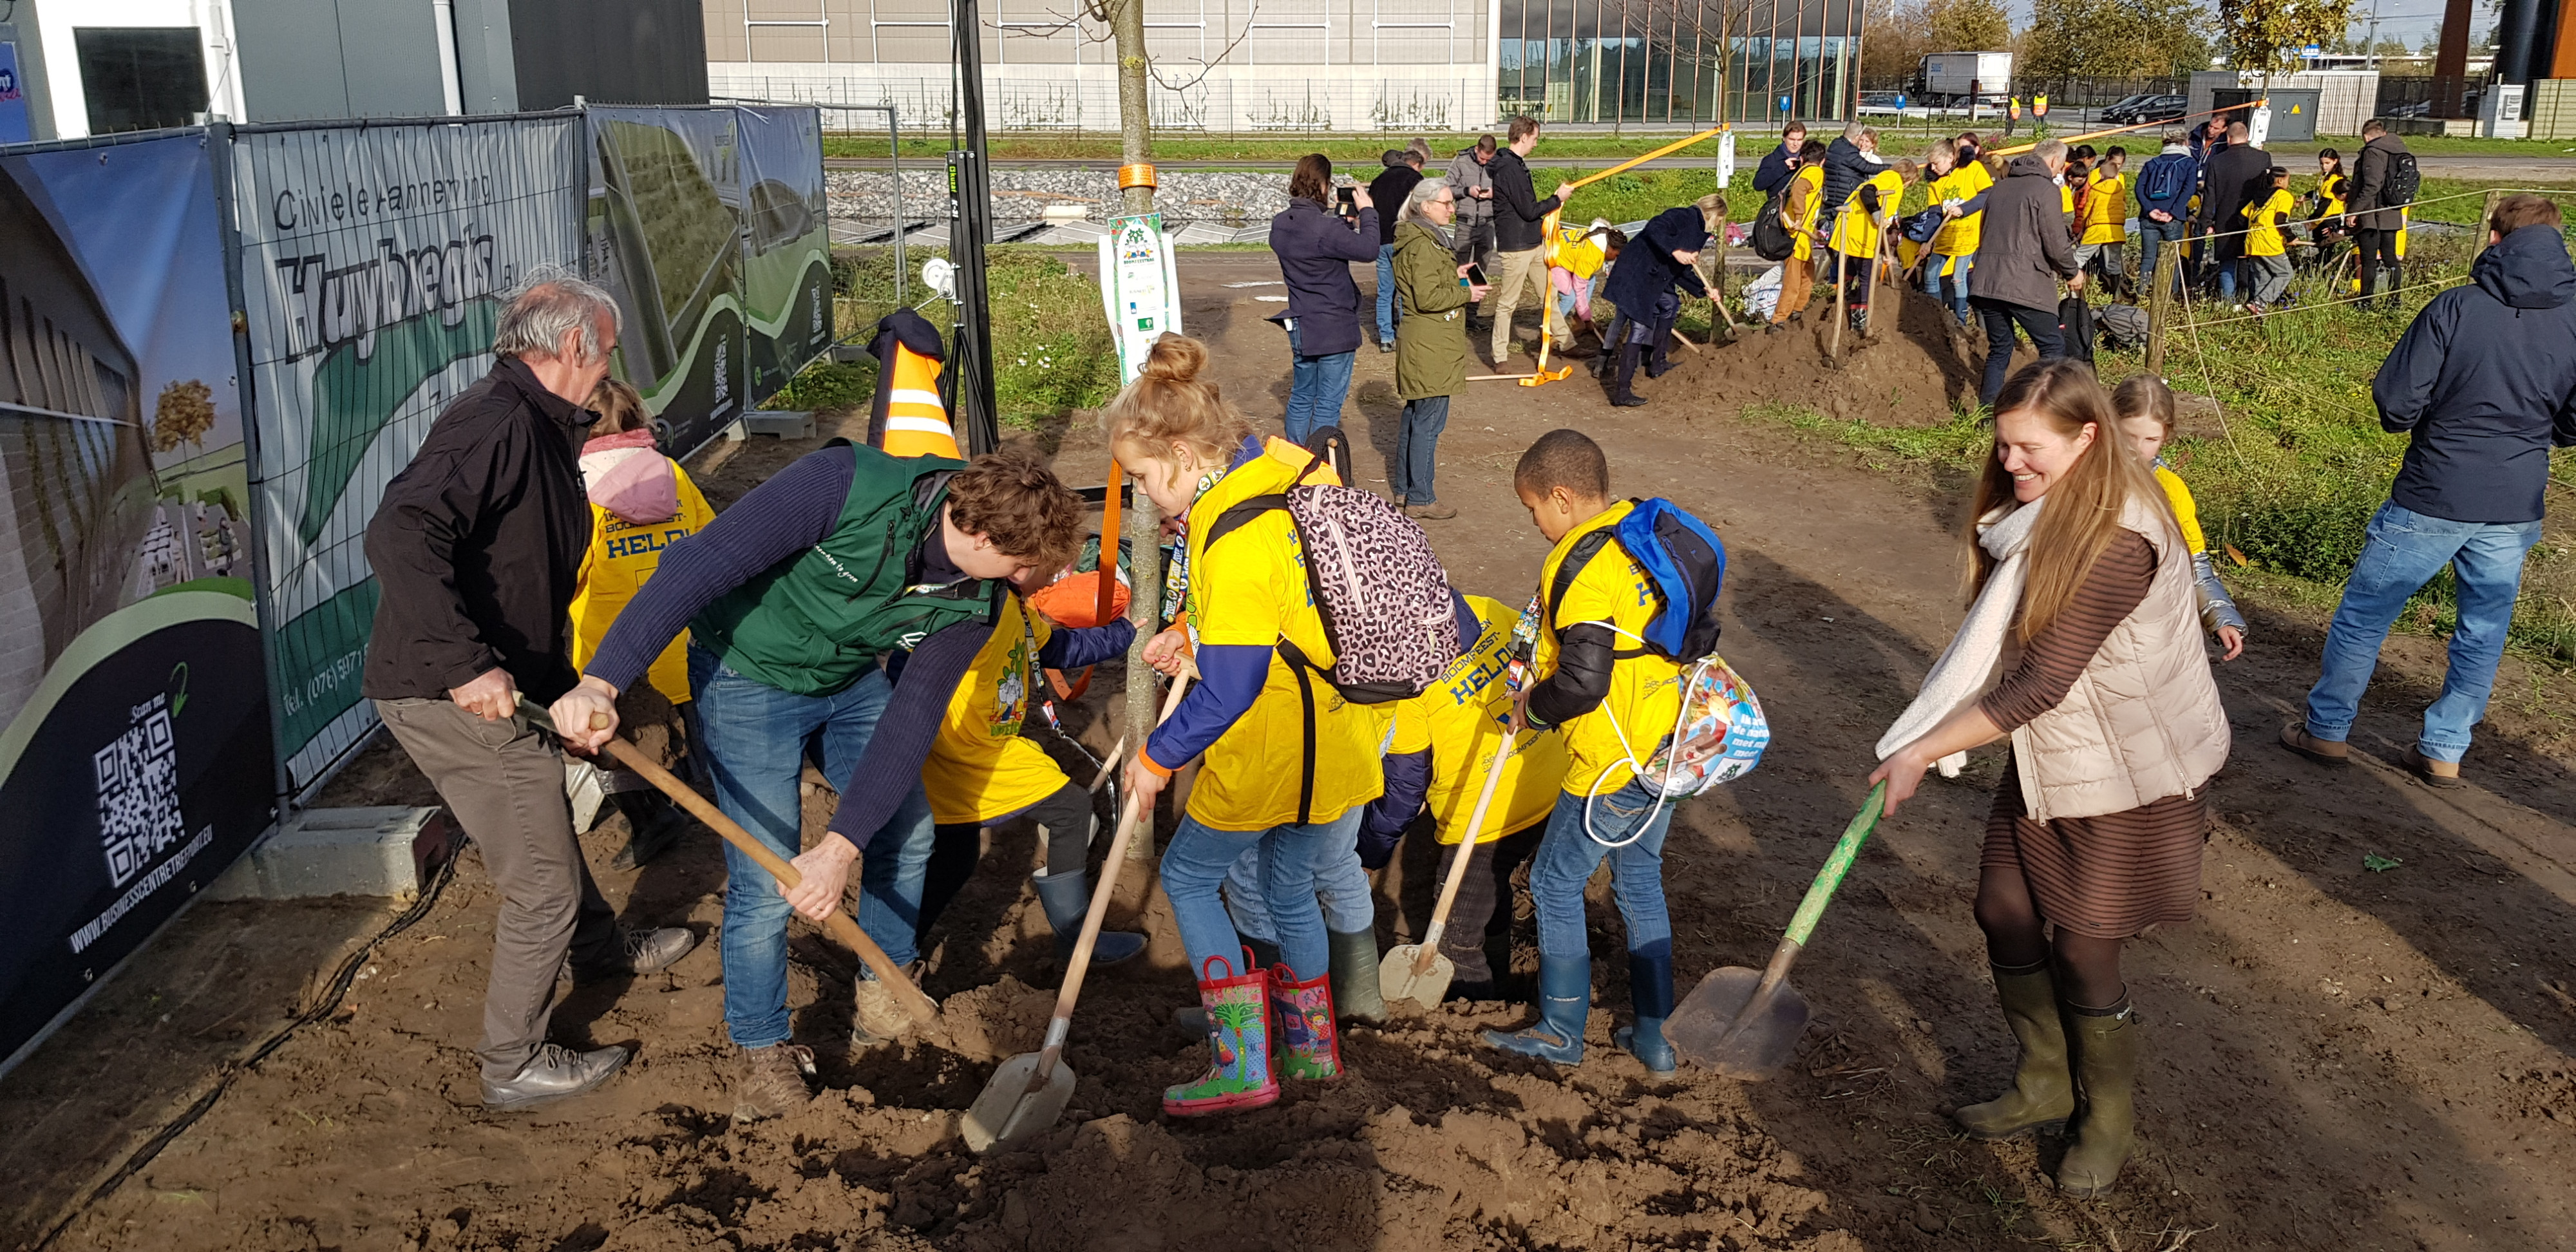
left=1978, top=531, right=2212, bottom=939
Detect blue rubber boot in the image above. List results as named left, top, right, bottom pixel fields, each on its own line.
left=1033, top=869, right=1146, bottom=966
left=1481, top=954, right=1590, bottom=1064
left=1615, top=944, right=1678, bottom=1074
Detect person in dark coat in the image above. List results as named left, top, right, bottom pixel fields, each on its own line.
left=1753, top=120, right=1808, bottom=195
left=1485, top=115, right=1587, bottom=365
left=1817, top=122, right=1881, bottom=226
left=2284, top=196, right=2576, bottom=787
left=1368, top=144, right=1430, bottom=351
left=1599, top=203, right=1711, bottom=407
left=2346, top=119, right=2414, bottom=310
left=2195, top=121, right=2270, bottom=305
left=1965, top=143, right=2083, bottom=405
left=363, top=272, right=695, bottom=1112
left=1269, top=153, right=1378, bottom=443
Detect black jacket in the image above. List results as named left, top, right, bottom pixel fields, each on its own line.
left=361, top=357, right=596, bottom=703
left=2350, top=133, right=2410, bottom=231
left=1602, top=206, right=1709, bottom=317
left=1969, top=156, right=2080, bottom=312
left=2198, top=143, right=2271, bottom=239
left=1367, top=163, right=1425, bottom=245
left=1753, top=142, right=1798, bottom=195
left=2372, top=224, right=2576, bottom=524
left=1489, top=148, right=1562, bottom=252
left=1269, top=197, right=1379, bottom=358
left=1819, top=137, right=1879, bottom=222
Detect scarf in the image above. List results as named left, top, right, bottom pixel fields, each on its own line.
left=1875, top=497, right=2043, bottom=776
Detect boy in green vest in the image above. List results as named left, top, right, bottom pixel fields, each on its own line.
left=553, top=444, right=1081, bottom=1121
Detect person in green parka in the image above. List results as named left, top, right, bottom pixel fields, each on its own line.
left=1392, top=178, right=1490, bottom=522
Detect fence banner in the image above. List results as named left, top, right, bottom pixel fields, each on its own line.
left=0, top=134, right=276, bottom=1064
left=231, top=117, right=584, bottom=792
left=735, top=105, right=832, bottom=402
left=587, top=106, right=748, bottom=455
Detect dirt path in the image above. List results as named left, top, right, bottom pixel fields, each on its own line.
left=8, top=263, right=2574, bottom=1252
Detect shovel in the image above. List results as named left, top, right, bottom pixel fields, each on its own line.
left=518, top=696, right=940, bottom=1028
left=961, top=673, right=1190, bottom=1154
left=1378, top=732, right=1517, bottom=1010
left=1668, top=781, right=1886, bottom=1078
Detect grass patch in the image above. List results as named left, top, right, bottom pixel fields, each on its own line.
left=768, top=245, right=1119, bottom=432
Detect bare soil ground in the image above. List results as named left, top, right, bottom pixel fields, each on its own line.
left=8, top=256, right=2575, bottom=1252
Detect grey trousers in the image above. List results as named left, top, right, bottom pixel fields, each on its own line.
left=377, top=697, right=619, bottom=1080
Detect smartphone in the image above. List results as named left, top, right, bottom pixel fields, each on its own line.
left=1465, top=263, right=1489, bottom=287
left=1336, top=185, right=1356, bottom=213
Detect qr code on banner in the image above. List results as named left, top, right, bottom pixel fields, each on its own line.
left=97, top=698, right=184, bottom=887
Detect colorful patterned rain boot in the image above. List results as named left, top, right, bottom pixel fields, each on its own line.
left=1162, top=951, right=1279, bottom=1117
left=1270, top=963, right=1343, bottom=1081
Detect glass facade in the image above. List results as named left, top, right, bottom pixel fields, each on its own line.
left=1497, top=0, right=1866, bottom=126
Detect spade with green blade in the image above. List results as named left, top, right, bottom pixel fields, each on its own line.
left=1668, top=782, right=1886, bottom=1078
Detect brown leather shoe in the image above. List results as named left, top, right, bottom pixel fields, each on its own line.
left=2278, top=721, right=2349, bottom=766
left=850, top=962, right=922, bottom=1048
left=2400, top=745, right=2466, bottom=789
left=1409, top=502, right=1458, bottom=521
left=732, top=1043, right=816, bottom=1121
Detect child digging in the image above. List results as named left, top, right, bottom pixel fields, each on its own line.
left=1483, top=429, right=1690, bottom=1072
left=1112, top=335, right=1386, bottom=1115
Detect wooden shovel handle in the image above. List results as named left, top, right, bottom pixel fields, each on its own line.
left=521, top=696, right=940, bottom=1027
left=1032, top=673, right=1192, bottom=1083
left=1411, top=731, right=1519, bottom=977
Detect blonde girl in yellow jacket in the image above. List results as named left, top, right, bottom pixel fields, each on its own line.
left=569, top=380, right=715, bottom=868
left=1923, top=138, right=1991, bottom=325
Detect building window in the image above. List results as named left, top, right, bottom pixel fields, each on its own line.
left=74, top=28, right=209, bottom=135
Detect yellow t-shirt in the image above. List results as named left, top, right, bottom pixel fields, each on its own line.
left=2153, top=464, right=2207, bottom=556
left=569, top=461, right=715, bottom=706
left=1533, top=502, right=1687, bottom=797
left=1786, top=164, right=1824, bottom=262
left=1927, top=162, right=1990, bottom=257
left=1830, top=167, right=1902, bottom=259
left=923, top=592, right=1075, bottom=825
left=1383, top=595, right=1571, bottom=844
left=2060, top=180, right=2076, bottom=220
left=2081, top=171, right=2128, bottom=244
left=2243, top=188, right=2293, bottom=258
left=1178, top=439, right=1385, bottom=830
left=1548, top=225, right=1607, bottom=279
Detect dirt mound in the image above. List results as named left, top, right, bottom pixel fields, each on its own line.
left=1653, top=284, right=1997, bottom=426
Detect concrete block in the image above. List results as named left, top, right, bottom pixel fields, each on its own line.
left=205, top=806, right=453, bottom=901
left=742, top=410, right=815, bottom=439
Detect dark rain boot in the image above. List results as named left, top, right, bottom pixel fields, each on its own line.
left=1608, top=345, right=1647, bottom=408
left=1328, top=928, right=1387, bottom=1024
left=1613, top=945, right=1678, bottom=1073
left=1163, top=951, right=1278, bottom=1116
left=1952, top=962, right=2076, bottom=1139
left=2056, top=995, right=2141, bottom=1198
left=1269, top=963, right=1343, bottom=1080
left=1032, top=868, right=1146, bottom=966
left=1173, top=935, right=1280, bottom=1037
left=1480, top=953, right=1590, bottom=1064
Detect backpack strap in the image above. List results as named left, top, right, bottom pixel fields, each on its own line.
left=1542, top=527, right=1651, bottom=661
left=1200, top=490, right=1325, bottom=826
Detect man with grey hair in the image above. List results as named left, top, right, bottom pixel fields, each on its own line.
left=362, top=269, right=696, bottom=1112
left=1967, top=138, right=2083, bottom=404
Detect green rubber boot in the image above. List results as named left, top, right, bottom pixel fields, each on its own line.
left=1327, top=928, right=1387, bottom=1024
left=1162, top=951, right=1279, bottom=1117
left=2056, top=996, right=2141, bottom=1198
left=1952, top=962, right=2076, bottom=1140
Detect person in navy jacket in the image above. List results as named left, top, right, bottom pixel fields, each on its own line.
left=1269, top=154, right=1378, bottom=443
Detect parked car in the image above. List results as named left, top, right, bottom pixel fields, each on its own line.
left=1858, top=91, right=1909, bottom=115
left=2103, top=93, right=2188, bottom=125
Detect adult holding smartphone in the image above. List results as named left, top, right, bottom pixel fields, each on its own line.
left=1269, top=154, right=1377, bottom=443
left=1390, top=178, right=1489, bottom=520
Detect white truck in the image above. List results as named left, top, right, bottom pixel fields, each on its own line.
left=1920, top=52, right=2012, bottom=106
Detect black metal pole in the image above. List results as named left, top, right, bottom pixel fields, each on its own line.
left=950, top=0, right=1000, bottom=455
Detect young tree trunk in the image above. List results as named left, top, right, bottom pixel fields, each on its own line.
left=1105, top=0, right=1162, bottom=859
left=1112, top=0, right=1154, bottom=217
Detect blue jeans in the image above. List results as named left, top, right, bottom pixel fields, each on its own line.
left=1283, top=321, right=1356, bottom=445
left=1216, top=814, right=1376, bottom=941
left=1528, top=781, right=1676, bottom=960
left=688, top=645, right=937, bottom=1048
left=1923, top=252, right=1972, bottom=323
left=2304, top=501, right=2543, bottom=763
left=2136, top=216, right=2187, bottom=296
left=1394, top=395, right=1450, bottom=505
left=1161, top=808, right=1361, bottom=982
left=1374, top=242, right=1403, bottom=343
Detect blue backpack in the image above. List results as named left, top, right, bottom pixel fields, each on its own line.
left=1545, top=498, right=1726, bottom=661
left=1902, top=205, right=1946, bottom=245
left=2141, top=153, right=2192, bottom=209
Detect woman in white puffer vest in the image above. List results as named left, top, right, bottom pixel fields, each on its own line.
left=1870, top=358, right=2230, bottom=1200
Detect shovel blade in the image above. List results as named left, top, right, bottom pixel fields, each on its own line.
left=1377, top=944, right=1454, bottom=1012
left=1667, top=965, right=1810, bottom=1078
left=961, top=1052, right=1076, bottom=1154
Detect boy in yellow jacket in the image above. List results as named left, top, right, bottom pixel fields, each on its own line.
left=2076, top=147, right=2129, bottom=298
left=1360, top=593, right=1573, bottom=1001
left=2240, top=166, right=2296, bottom=312
left=1485, top=429, right=1689, bottom=1073
left=569, top=381, right=715, bottom=869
